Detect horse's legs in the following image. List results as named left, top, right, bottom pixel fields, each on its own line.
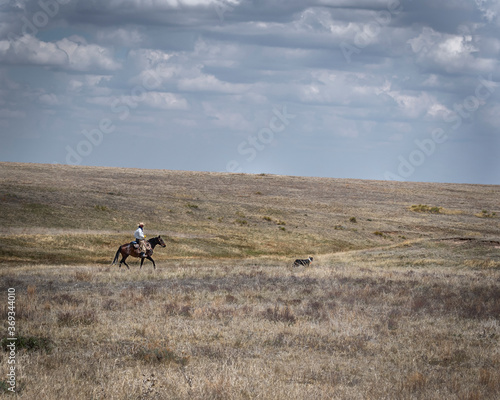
left=146, top=256, right=156, bottom=269
left=121, top=255, right=130, bottom=270
left=140, top=257, right=145, bottom=269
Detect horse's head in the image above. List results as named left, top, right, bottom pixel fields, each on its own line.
left=157, top=235, right=166, bottom=247
left=148, top=235, right=166, bottom=248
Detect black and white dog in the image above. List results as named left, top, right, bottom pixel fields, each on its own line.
left=293, top=256, right=313, bottom=267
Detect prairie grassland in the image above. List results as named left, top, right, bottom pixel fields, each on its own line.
left=0, top=243, right=499, bottom=399
left=1, top=162, right=499, bottom=264
left=0, top=162, right=499, bottom=399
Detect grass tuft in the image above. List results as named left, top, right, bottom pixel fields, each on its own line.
left=57, top=310, right=98, bottom=326
left=134, top=340, right=190, bottom=366
left=1, top=335, right=53, bottom=353
left=264, top=304, right=297, bottom=325
left=410, top=204, right=442, bottom=213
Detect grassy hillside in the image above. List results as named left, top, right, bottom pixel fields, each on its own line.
left=1, top=162, right=498, bottom=265
left=0, top=162, right=499, bottom=399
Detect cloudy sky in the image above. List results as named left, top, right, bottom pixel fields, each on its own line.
left=0, top=0, right=499, bottom=184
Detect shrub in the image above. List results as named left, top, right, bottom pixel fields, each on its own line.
left=0, top=380, right=10, bottom=394
left=410, top=204, right=442, bottom=213
left=477, top=210, right=497, bottom=218
left=349, top=217, right=357, bottom=223
left=225, top=294, right=237, bottom=304
left=1, top=335, right=53, bottom=353
left=264, top=304, right=297, bottom=325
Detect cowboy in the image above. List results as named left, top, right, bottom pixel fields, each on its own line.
left=134, top=222, right=147, bottom=257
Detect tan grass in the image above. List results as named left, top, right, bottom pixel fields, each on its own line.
left=1, top=252, right=499, bottom=399
left=0, top=162, right=499, bottom=398
left=1, top=162, right=499, bottom=265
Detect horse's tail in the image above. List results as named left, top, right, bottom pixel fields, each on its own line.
left=112, top=246, right=122, bottom=264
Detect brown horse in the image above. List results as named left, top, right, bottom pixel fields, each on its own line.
left=112, top=235, right=166, bottom=269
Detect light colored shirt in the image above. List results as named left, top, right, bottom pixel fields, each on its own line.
left=134, top=227, right=145, bottom=240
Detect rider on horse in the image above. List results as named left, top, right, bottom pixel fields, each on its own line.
left=113, top=231, right=166, bottom=270
left=134, top=222, right=147, bottom=257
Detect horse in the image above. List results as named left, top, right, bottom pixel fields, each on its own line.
left=112, top=235, right=166, bottom=270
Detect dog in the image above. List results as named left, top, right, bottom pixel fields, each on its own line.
left=293, top=256, right=313, bottom=267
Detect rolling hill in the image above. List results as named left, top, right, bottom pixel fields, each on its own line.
left=0, top=162, right=499, bottom=399
left=1, top=162, right=498, bottom=265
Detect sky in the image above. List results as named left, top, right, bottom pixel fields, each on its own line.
left=0, top=0, right=499, bottom=184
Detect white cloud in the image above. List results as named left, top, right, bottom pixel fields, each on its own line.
left=178, top=74, right=249, bottom=93
left=141, top=91, right=188, bottom=109
left=294, top=8, right=359, bottom=38
left=1, top=0, right=499, bottom=183
left=129, top=44, right=249, bottom=94
left=408, top=27, right=496, bottom=74
left=0, top=35, right=68, bottom=66
left=88, top=91, right=188, bottom=110
left=56, top=36, right=121, bottom=72
left=387, top=90, right=443, bottom=119
left=39, top=93, right=60, bottom=106
left=66, top=76, right=112, bottom=96
left=0, top=35, right=121, bottom=72
left=202, top=102, right=252, bottom=131
left=128, top=48, right=173, bottom=70
left=68, top=79, right=84, bottom=92
left=295, top=70, right=388, bottom=107
left=104, top=0, right=239, bottom=10
left=475, top=0, right=500, bottom=24
left=193, top=39, right=241, bottom=68
left=426, top=103, right=452, bottom=119
left=127, top=48, right=178, bottom=87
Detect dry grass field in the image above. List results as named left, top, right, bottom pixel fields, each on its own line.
left=0, top=162, right=499, bottom=399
